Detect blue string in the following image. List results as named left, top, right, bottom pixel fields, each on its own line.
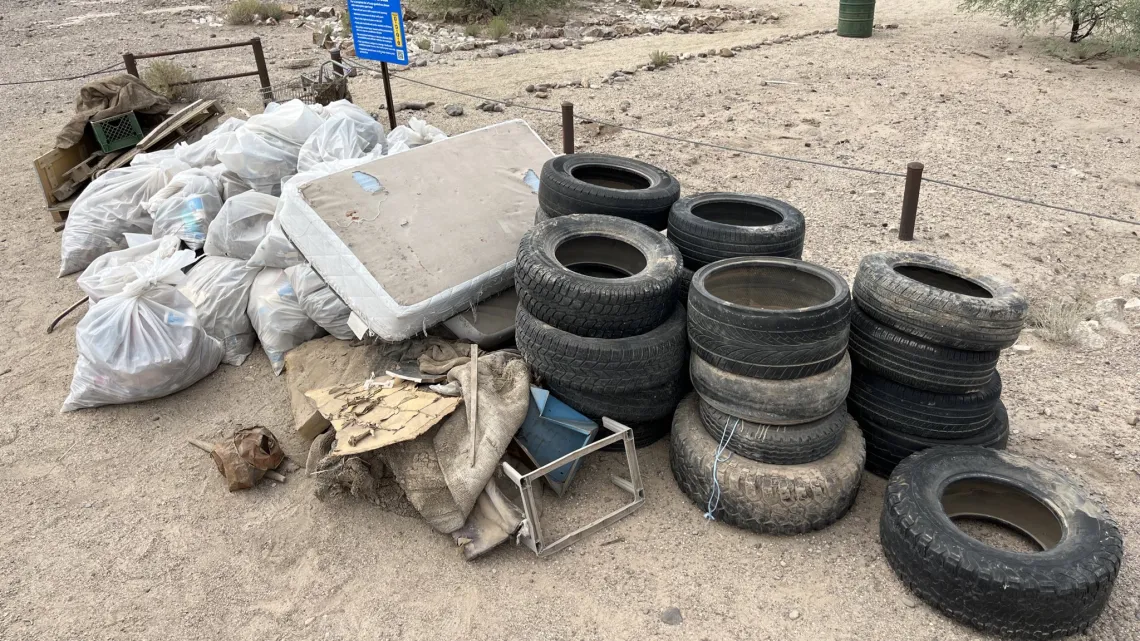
left=705, top=415, right=740, bottom=520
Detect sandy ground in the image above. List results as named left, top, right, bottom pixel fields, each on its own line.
left=1, top=0, right=1139, bottom=639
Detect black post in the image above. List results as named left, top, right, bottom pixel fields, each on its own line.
left=561, top=101, right=574, bottom=154
left=123, top=53, right=138, bottom=77
left=381, top=62, right=397, bottom=130
left=250, top=37, right=273, bottom=102
left=899, top=161, right=924, bottom=241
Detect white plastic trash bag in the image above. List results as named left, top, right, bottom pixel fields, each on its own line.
left=59, top=159, right=190, bottom=276
left=173, top=117, right=246, bottom=168
left=246, top=218, right=303, bottom=269
left=285, top=263, right=354, bottom=340
left=204, top=191, right=278, bottom=260
left=178, top=256, right=260, bottom=366
left=217, top=100, right=322, bottom=194
left=297, top=112, right=385, bottom=172
left=218, top=169, right=253, bottom=201
left=247, top=268, right=325, bottom=375
left=77, top=236, right=193, bottom=304
left=62, top=252, right=224, bottom=411
left=386, top=117, right=446, bottom=149
left=147, top=168, right=224, bottom=250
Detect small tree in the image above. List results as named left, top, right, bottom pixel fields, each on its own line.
left=960, top=0, right=1135, bottom=44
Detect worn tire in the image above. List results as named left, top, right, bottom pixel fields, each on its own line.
left=690, top=352, right=850, bottom=425
left=516, top=214, right=682, bottom=338
left=881, top=447, right=1123, bottom=639
left=549, top=380, right=685, bottom=448
left=678, top=266, right=693, bottom=306
left=860, top=401, right=1009, bottom=478
left=688, top=257, right=852, bottom=380
left=516, top=305, right=687, bottom=394
left=667, top=193, right=805, bottom=268
left=699, top=400, right=848, bottom=465
left=538, top=154, right=680, bottom=230
left=848, top=305, right=999, bottom=393
left=853, top=252, right=1028, bottom=351
left=846, top=367, right=1002, bottom=439
left=670, top=394, right=865, bottom=534
left=534, top=205, right=552, bottom=224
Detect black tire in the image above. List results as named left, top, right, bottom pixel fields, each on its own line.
left=853, top=252, right=1028, bottom=351
left=690, top=352, right=850, bottom=425
left=516, top=305, right=687, bottom=394
left=881, top=446, right=1123, bottom=639
left=667, top=193, right=805, bottom=268
left=848, top=305, right=999, bottom=393
left=688, top=257, right=852, bottom=380
left=860, top=400, right=1009, bottom=478
left=699, top=400, right=848, bottom=465
left=534, top=205, right=552, bottom=224
left=846, top=367, right=1001, bottom=439
left=516, top=214, right=682, bottom=338
left=549, top=379, right=686, bottom=448
left=538, top=154, right=680, bottom=230
left=671, top=394, right=865, bottom=534
left=678, top=266, right=693, bottom=306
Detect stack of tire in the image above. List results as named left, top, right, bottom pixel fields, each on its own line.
left=514, top=213, right=687, bottom=447
left=670, top=256, right=867, bottom=534
left=667, top=193, right=806, bottom=304
left=535, top=153, right=680, bottom=229
left=846, top=251, right=1029, bottom=477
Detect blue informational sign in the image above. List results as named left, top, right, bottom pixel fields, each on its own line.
left=345, top=0, right=409, bottom=65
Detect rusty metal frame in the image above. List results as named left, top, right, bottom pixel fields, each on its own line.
left=123, top=37, right=273, bottom=102
left=501, top=417, right=645, bottom=557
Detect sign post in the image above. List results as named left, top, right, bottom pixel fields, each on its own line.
left=345, top=0, right=408, bottom=130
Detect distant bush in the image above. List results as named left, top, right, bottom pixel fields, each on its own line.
left=960, top=0, right=1140, bottom=54
left=226, top=0, right=285, bottom=25
left=650, top=50, right=673, bottom=67
left=487, top=16, right=511, bottom=39
left=433, top=0, right=566, bottom=19
left=142, top=60, right=202, bottom=103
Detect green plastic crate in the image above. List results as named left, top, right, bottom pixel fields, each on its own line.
left=91, top=111, right=144, bottom=153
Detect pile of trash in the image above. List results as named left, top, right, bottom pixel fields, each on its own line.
left=59, top=98, right=448, bottom=411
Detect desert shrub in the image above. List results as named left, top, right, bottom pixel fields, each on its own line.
left=465, top=22, right=482, bottom=36
left=1026, top=295, right=1086, bottom=344
left=487, top=16, right=511, bottom=39
left=650, top=50, right=672, bottom=67
left=226, top=0, right=285, bottom=25
left=960, top=0, right=1140, bottom=53
left=415, top=37, right=432, bottom=50
left=142, top=60, right=202, bottom=102
left=433, top=0, right=566, bottom=19
left=640, top=0, right=657, bottom=8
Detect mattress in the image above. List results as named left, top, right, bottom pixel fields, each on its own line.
left=277, top=119, right=553, bottom=342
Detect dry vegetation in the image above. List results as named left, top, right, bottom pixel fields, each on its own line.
left=141, top=60, right=203, bottom=102
left=225, top=0, right=285, bottom=25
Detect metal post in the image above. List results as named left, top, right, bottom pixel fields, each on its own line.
left=561, top=102, right=575, bottom=154
left=381, top=62, right=397, bottom=131
left=123, top=53, right=138, bottom=77
left=250, top=37, right=273, bottom=102
left=899, top=161, right=924, bottom=241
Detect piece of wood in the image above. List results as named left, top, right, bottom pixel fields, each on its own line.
left=264, top=470, right=287, bottom=483
left=33, top=144, right=89, bottom=207
left=296, top=410, right=331, bottom=441
left=469, top=344, right=479, bottom=467
left=188, top=439, right=214, bottom=454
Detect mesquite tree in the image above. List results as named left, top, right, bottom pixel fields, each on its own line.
left=960, top=0, right=1126, bottom=43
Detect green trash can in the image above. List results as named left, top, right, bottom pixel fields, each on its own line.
left=838, top=0, right=875, bottom=38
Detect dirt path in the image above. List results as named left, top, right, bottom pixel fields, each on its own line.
left=1, top=1, right=1139, bottom=640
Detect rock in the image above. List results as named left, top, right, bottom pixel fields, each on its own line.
left=525, top=84, right=536, bottom=93
left=403, top=7, right=418, bottom=20
left=457, top=41, right=475, bottom=51
left=1118, top=273, right=1140, bottom=291
left=395, top=101, right=432, bottom=111
left=431, top=42, right=449, bottom=54
left=551, top=41, right=565, bottom=50
left=901, top=597, right=917, bottom=608
left=611, top=75, right=628, bottom=83
left=1095, top=297, right=1131, bottom=335
left=718, top=48, right=735, bottom=58
left=317, top=6, right=335, bottom=18
left=539, top=26, right=562, bottom=39
left=477, top=101, right=505, bottom=113
left=660, top=607, right=683, bottom=625
left=266, top=17, right=278, bottom=26
left=1075, top=321, right=1106, bottom=351
left=885, top=23, right=899, bottom=29
left=1011, top=344, right=1033, bottom=353
left=1124, top=298, right=1140, bottom=313
left=789, top=610, right=800, bottom=620
left=619, top=100, right=631, bottom=112
left=444, top=104, right=464, bottom=117
left=582, top=26, right=606, bottom=38
left=281, top=57, right=315, bottom=69
left=1127, top=416, right=1138, bottom=426
left=535, top=91, right=550, bottom=99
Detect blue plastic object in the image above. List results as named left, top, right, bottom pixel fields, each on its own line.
left=514, top=387, right=599, bottom=496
